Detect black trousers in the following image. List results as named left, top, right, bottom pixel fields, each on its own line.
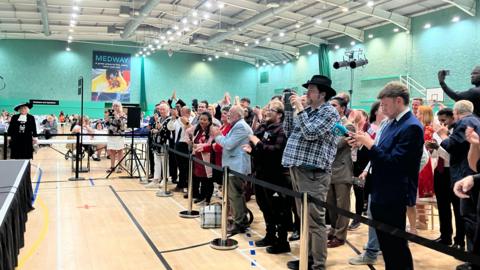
left=175, top=142, right=189, bottom=189
left=148, top=137, right=155, bottom=176
left=371, top=202, right=413, bottom=270
left=194, top=176, right=213, bottom=203
left=434, top=168, right=465, bottom=245
left=255, top=183, right=290, bottom=242
left=353, top=185, right=365, bottom=218
left=461, top=184, right=479, bottom=252
left=168, top=141, right=177, bottom=181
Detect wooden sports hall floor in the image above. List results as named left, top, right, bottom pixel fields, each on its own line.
left=15, top=147, right=460, bottom=270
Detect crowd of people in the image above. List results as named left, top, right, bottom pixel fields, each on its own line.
left=4, top=67, right=480, bottom=270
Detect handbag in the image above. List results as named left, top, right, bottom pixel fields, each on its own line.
left=199, top=203, right=222, bottom=229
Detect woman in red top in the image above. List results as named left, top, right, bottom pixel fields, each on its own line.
left=187, top=112, right=215, bottom=204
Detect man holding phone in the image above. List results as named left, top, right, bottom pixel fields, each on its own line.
left=438, top=66, right=480, bottom=117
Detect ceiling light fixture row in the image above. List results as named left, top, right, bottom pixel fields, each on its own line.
left=66, top=0, right=79, bottom=51
left=135, top=3, right=221, bottom=58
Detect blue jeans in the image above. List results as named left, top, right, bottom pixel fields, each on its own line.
left=365, top=195, right=380, bottom=259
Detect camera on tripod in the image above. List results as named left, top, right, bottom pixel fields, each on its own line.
left=108, top=109, right=115, bottom=118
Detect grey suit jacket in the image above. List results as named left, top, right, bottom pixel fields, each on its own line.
left=331, top=122, right=355, bottom=184
left=215, top=119, right=253, bottom=175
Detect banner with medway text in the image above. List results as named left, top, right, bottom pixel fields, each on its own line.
left=91, top=51, right=131, bottom=102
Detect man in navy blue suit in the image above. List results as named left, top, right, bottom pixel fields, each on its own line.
left=350, top=81, right=424, bottom=270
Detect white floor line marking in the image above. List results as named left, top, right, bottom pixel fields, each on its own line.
left=56, top=161, right=62, bottom=270
left=167, top=197, right=267, bottom=270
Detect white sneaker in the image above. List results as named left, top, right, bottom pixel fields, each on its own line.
left=145, top=180, right=159, bottom=189
left=348, top=253, right=377, bottom=265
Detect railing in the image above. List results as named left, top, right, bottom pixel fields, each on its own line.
left=400, top=74, right=427, bottom=97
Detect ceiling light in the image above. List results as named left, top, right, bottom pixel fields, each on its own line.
left=282, top=60, right=287, bottom=64
left=244, top=43, right=248, bottom=47
left=70, top=20, right=76, bottom=25
left=452, top=16, right=460, bottom=22
left=176, top=32, right=182, bottom=36
left=181, top=18, right=188, bottom=24
left=224, top=51, right=229, bottom=56
left=350, top=41, right=356, bottom=46
left=218, top=2, right=225, bottom=9
left=66, top=47, right=71, bottom=51
left=68, top=35, right=73, bottom=40
left=256, top=64, right=259, bottom=68
left=67, top=39, right=72, bottom=43
left=163, top=41, right=168, bottom=45
left=307, top=51, right=312, bottom=55
left=334, top=45, right=340, bottom=49
left=424, top=23, right=431, bottom=29
left=143, top=48, right=147, bottom=51
left=69, top=29, right=74, bottom=33
left=71, top=13, right=77, bottom=18
left=316, top=19, right=322, bottom=24
left=167, top=30, right=172, bottom=35
left=341, top=7, right=349, bottom=12
left=148, top=44, right=153, bottom=48
left=270, top=63, right=274, bottom=67
left=279, top=32, right=285, bottom=37
left=73, top=6, right=79, bottom=11
left=205, top=1, right=212, bottom=8
left=192, top=10, right=198, bottom=17
left=367, top=1, right=374, bottom=7
left=173, top=25, right=179, bottom=30
left=368, top=34, right=373, bottom=38
left=393, top=28, right=399, bottom=32
left=235, top=47, right=240, bottom=52
left=262, top=62, right=266, bottom=66
left=215, top=54, right=219, bottom=59
left=203, top=13, right=210, bottom=19
left=295, top=23, right=301, bottom=28
left=146, top=52, right=151, bottom=56
left=154, top=39, right=159, bottom=44
left=160, top=36, right=166, bottom=40
left=169, top=36, right=174, bottom=41
left=208, top=57, right=212, bottom=61
left=255, top=40, right=259, bottom=44
left=139, top=51, right=143, bottom=55
left=184, top=27, right=190, bottom=32
left=266, top=37, right=271, bottom=41
left=193, top=20, right=198, bottom=25
left=135, top=54, right=139, bottom=57
left=156, top=44, right=161, bottom=49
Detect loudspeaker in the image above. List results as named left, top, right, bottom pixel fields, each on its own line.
left=127, top=107, right=141, bottom=128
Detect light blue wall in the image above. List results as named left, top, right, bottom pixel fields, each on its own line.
left=0, top=40, right=257, bottom=117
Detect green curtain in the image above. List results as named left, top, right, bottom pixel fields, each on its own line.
left=139, top=57, right=147, bottom=112
left=318, top=44, right=331, bottom=78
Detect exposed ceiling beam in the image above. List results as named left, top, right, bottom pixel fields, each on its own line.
left=121, top=0, right=162, bottom=39
left=441, top=0, right=476, bottom=16
left=206, top=1, right=300, bottom=46
left=36, top=0, right=51, bottom=36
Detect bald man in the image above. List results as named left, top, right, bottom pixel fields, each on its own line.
left=438, top=66, right=480, bottom=117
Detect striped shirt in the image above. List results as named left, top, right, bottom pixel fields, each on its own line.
left=282, top=103, right=340, bottom=173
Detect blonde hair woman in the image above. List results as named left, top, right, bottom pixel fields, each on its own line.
left=106, top=101, right=127, bottom=173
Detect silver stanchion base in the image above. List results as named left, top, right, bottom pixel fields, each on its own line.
left=210, top=238, right=238, bottom=250
left=156, top=190, right=173, bottom=197
left=179, top=210, right=200, bottom=218
left=68, top=176, right=85, bottom=181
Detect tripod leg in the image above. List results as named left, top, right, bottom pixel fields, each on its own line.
left=133, top=149, right=146, bottom=176
left=106, top=149, right=131, bottom=178
left=132, top=150, right=143, bottom=179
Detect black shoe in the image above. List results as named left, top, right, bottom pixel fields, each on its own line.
left=227, top=224, right=247, bottom=235
left=434, top=237, right=452, bottom=246
left=255, top=236, right=277, bottom=247
left=289, top=230, right=300, bottom=241
left=287, top=259, right=313, bottom=270
left=452, top=243, right=465, bottom=251
left=266, top=242, right=291, bottom=254
left=456, top=263, right=473, bottom=270
left=172, top=179, right=178, bottom=184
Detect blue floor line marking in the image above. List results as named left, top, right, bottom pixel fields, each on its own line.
left=89, top=177, right=95, bottom=186
left=32, top=167, right=43, bottom=204
left=249, top=241, right=254, bottom=246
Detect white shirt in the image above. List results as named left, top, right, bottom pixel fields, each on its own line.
left=395, top=107, right=410, bottom=122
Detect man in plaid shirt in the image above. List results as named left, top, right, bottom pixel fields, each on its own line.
left=282, top=75, right=339, bottom=270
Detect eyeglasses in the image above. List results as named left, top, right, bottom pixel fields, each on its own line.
left=266, top=109, right=279, bottom=113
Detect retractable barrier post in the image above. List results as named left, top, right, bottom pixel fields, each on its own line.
left=156, top=145, right=172, bottom=197
left=179, top=154, right=200, bottom=218
left=141, top=143, right=150, bottom=184
left=211, top=167, right=238, bottom=250
left=69, top=133, right=84, bottom=181
left=299, top=192, right=309, bottom=270
left=3, top=133, right=7, bottom=160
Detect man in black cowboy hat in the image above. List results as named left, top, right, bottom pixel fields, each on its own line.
left=7, top=102, right=38, bottom=159
left=282, top=75, right=340, bottom=270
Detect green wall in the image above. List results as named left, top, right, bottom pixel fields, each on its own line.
left=329, top=5, right=480, bottom=110
left=0, top=40, right=257, bottom=117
